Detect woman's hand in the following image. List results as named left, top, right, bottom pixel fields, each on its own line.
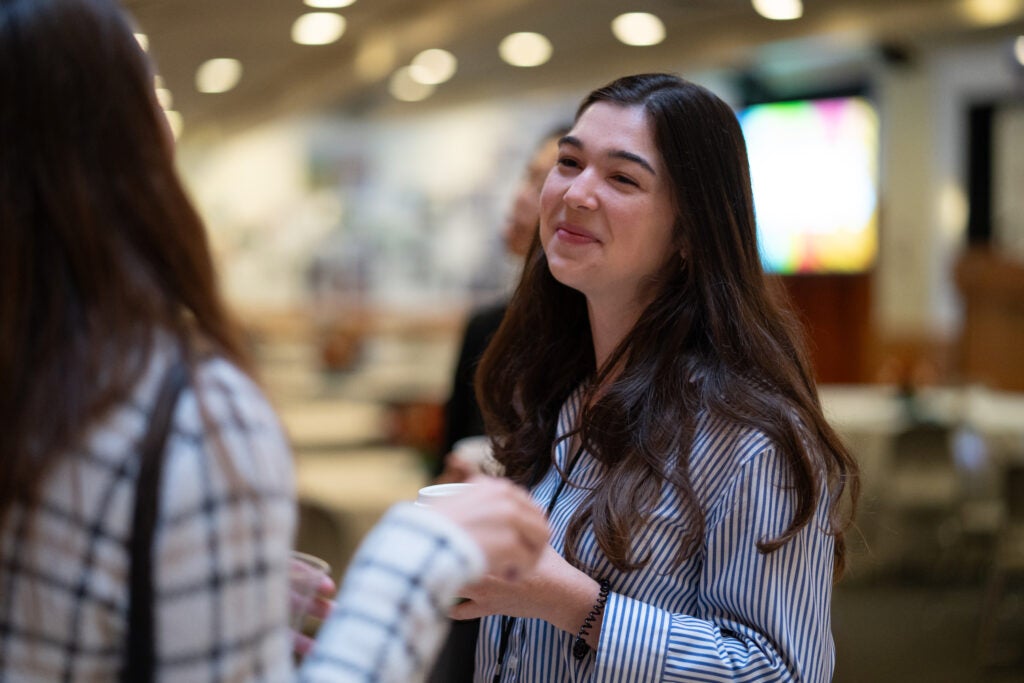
left=430, top=476, right=550, bottom=582
left=291, top=572, right=336, bottom=657
left=450, top=544, right=602, bottom=641
left=433, top=452, right=479, bottom=484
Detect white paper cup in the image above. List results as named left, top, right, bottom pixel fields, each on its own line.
left=453, top=436, right=504, bottom=476
left=415, top=482, right=475, bottom=507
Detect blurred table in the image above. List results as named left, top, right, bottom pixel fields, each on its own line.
left=819, top=383, right=1024, bottom=578
left=278, top=398, right=389, bottom=451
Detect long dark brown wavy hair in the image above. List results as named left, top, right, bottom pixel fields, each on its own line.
left=476, top=73, right=859, bottom=579
left=0, top=0, right=249, bottom=542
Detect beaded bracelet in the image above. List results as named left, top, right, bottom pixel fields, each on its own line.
left=571, top=578, right=610, bottom=660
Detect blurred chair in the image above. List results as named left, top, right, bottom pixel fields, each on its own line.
left=949, top=426, right=1005, bottom=580
left=878, top=422, right=960, bottom=579
left=977, top=463, right=1024, bottom=668
left=294, top=497, right=350, bottom=584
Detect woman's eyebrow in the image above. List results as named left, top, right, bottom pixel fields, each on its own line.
left=558, top=135, right=656, bottom=176
left=610, top=150, right=656, bottom=176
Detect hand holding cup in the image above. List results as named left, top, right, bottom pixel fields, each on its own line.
left=419, top=476, right=549, bottom=583
left=433, top=436, right=503, bottom=484
left=288, top=551, right=335, bottom=658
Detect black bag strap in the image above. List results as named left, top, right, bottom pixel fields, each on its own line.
left=122, top=358, right=190, bottom=683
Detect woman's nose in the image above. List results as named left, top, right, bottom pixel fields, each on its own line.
left=562, top=170, right=598, bottom=211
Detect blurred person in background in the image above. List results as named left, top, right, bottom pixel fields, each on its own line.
left=437, top=125, right=569, bottom=481
left=0, top=0, right=548, bottom=681
left=455, top=72, right=860, bottom=682
left=429, top=124, right=570, bottom=683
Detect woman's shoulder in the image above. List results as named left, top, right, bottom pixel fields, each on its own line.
left=692, top=409, right=775, bottom=468
left=189, top=354, right=281, bottom=432
left=685, top=409, right=779, bottom=507
left=142, top=346, right=294, bottom=510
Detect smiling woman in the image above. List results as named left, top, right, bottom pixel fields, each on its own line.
left=462, top=72, right=860, bottom=682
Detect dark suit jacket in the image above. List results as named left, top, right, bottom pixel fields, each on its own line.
left=437, top=300, right=508, bottom=472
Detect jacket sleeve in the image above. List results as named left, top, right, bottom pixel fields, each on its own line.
left=299, top=503, right=486, bottom=683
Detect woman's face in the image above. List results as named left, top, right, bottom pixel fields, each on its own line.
left=539, top=102, right=677, bottom=315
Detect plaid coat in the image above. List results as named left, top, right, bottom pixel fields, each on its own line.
left=0, top=349, right=296, bottom=682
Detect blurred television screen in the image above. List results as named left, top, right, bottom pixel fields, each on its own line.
left=739, top=96, right=879, bottom=274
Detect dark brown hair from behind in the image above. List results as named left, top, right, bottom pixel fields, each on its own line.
left=0, top=0, right=250, bottom=537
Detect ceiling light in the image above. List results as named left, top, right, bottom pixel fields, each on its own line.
left=155, top=87, right=173, bottom=109
left=304, top=0, right=355, bottom=7
left=409, top=48, right=457, bottom=85
left=134, top=32, right=149, bottom=51
left=292, top=12, right=346, bottom=45
left=195, top=58, right=243, bottom=94
left=611, top=13, right=666, bottom=46
left=752, top=0, right=803, bottom=20
left=960, top=0, right=1023, bottom=26
left=389, top=66, right=436, bottom=102
left=1015, top=35, right=1024, bottom=65
left=498, top=32, right=553, bottom=67
left=164, top=110, right=183, bottom=139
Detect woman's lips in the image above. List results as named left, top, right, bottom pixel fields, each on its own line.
left=555, top=224, right=599, bottom=245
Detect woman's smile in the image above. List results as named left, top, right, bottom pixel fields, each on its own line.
left=553, top=222, right=601, bottom=245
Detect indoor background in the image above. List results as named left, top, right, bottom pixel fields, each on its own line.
left=123, top=1, right=1024, bottom=680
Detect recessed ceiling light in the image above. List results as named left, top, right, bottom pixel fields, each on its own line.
left=611, top=12, right=666, bottom=46
left=155, top=87, right=173, bottom=109
left=134, top=32, right=149, bottom=51
left=195, top=58, right=243, bottom=94
left=304, top=0, right=355, bottom=7
left=409, top=48, right=457, bottom=85
left=498, top=32, right=552, bottom=67
left=389, top=66, right=436, bottom=102
left=164, top=110, right=183, bottom=139
left=960, top=0, right=1022, bottom=26
left=752, top=0, right=803, bottom=20
left=292, top=12, right=346, bottom=45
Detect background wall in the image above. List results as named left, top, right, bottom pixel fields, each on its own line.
left=176, top=35, right=1024, bottom=382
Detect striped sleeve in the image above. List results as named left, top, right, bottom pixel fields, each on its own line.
left=593, top=447, right=835, bottom=683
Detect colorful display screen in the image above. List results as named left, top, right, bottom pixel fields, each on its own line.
left=739, top=96, right=879, bottom=274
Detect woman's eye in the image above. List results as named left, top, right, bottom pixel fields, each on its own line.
left=557, top=157, right=580, bottom=169
left=612, top=174, right=638, bottom=187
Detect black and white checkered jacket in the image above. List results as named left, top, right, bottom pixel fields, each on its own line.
left=0, top=348, right=296, bottom=682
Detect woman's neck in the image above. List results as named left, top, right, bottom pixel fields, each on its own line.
left=586, top=296, right=642, bottom=371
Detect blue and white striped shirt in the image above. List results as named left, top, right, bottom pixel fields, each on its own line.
left=475, top=388, right=835, bottom=682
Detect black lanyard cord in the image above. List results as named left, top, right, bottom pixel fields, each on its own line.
left=492, top=442, right=586, bottom=683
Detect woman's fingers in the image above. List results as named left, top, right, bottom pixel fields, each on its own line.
left=431, top=476, right=550, bottom=579
left=293, top=631, right=315, bottom=656
left=434, top=454, right=480, bottom=484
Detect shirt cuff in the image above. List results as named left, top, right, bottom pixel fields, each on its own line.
left=593, top=591, right=670, bottom=682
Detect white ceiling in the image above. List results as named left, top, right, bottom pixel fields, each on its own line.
left=122, top=0, right=1024, bottom=139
